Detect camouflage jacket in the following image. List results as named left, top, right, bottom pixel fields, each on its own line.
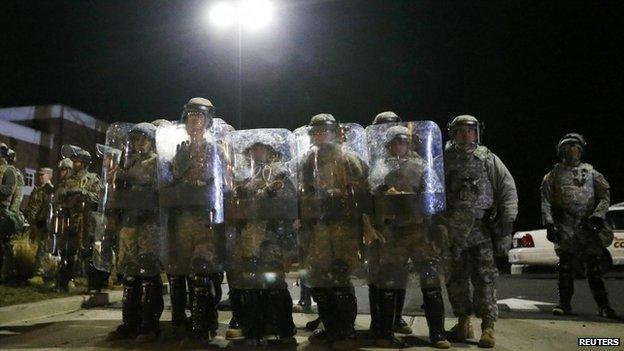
left=25, top=182, right=54, bottom=226
left=0, top=161, right=20, bottom=211
left=444, top=145, right=518, bottom=223
left=540, top=162, right=610, bottom=225
left=59, top=169, right=102, bottom=211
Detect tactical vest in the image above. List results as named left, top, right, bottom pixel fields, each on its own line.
left=0, top=164, right=19, bottom=209
left=444, top=146, right=494, bottom=211
left=549, top=163, right=595, bottom=218
left=382, top=151, right=425, bottom=193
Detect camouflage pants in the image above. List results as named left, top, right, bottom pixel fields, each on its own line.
left=368, top=223, right=441, bottom=289
left=447, top=240, right=498, bottom=321
left=167, top=210, right=222, bottom=275
left=304, top=220, right=360, bottom=287
left=230, top=220, right=287, bottom=289
left=117, top=221, right=161, bottom=277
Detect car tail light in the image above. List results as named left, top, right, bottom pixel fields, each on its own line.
left=519, top=233, right=535, bottom=248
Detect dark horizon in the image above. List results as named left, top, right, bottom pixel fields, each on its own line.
left=2, top=0, right=623, bottom=229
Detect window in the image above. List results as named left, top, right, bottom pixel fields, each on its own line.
left=23, top=168, right=35, bottom=196
left=606, top=210, right=624, bottom=230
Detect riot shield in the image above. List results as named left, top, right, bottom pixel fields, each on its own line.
left=294, top=123, right=370, bottom=288
left=365, top=121, right=446, bottom=291
left=157, top=121, right=227, bottom=276
left=224, top=129, right=298, bottom=289
left=92, top=123, right=133, bottom=273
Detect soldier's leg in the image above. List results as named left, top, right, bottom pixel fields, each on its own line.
left=239, top=288, right=263, bottom=341
left=470, top=241, right=498, bottom=348
left=446, top=246, right=474, bottom=341
left=585, top=251, right=617, bottom=318
left=553, top=251, right=575, bottom=314
left=189, top=274, right=218, bottom=341
left=58, top=236, right=78, bottom=292
left=331, top=286, right=358, bottom=348
left=107, top=275, right=142, bottom=340
left=167, top=274, right=188, bottom=329
left=267, top=288, right=296, bottom=341
left=136, top=274, right=164, bottom=342
left=420, top=261, right=449, bottom=348
left=309, top=287, right=335, bottom=343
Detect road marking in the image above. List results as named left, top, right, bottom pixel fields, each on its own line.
left=498, top=298, right=555, bottom=311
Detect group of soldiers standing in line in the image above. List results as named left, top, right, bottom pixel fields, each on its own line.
left=0, top=96, right=618, bottom=349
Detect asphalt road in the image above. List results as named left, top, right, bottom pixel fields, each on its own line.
left=1, top=274, right=623, bottom=350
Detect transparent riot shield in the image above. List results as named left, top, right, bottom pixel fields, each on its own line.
left=157, top=121, right=227, bottom=276
left=365, top=121, right=447, bottom=294
left=224, top=129, right=298, bottom=290
left=294, top=123, right=371, bottom=288
left=92, top=123, right=133, bottom=273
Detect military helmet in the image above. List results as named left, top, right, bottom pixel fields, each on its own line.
left=58, top=157, right=73, bottom=170
left=180, top=97, right=215, bottom=124
left=151, top=119, right=171, bottom=127
left=384, top=125, right=411, bottom=145
left=372, top=111, right=401, bottom=125
left=447, top=114, right=483, bottom=146
left=556, top=132, right=586, bottom=155
left=61, top=144, right=92, bottom=164
left=308, top=113, right=340, bottom=138
left=129, top=122, right=157, bottom=141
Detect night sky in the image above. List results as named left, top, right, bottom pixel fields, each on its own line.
left=2, top=0, right=623, bottom=229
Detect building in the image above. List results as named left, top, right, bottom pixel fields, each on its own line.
left=0, top=105, right=107, bottom=204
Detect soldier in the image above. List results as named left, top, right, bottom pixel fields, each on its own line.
left=56, top=145, right=105, bottom=293
left=366, top=123, right=449, bottom=348
left=444, top=115, right=517, bottom=348
left=104, top=122, right=164, bottom=342
left=157, top=98, right=227, bottom=345
left=26, top=168, right=55, bottom=282
left=367, top=111, right=412, bottom=336
left=0, top=143, right=26, bottom=280
left=541, top=133, right=617, bottom=319
left=296, top=114, right=369, bottom=349
left=226, top=130, right=298, bottom=345
left=6, top=149, right=25, bottom=217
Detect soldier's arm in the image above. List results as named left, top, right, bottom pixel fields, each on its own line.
left=0, top=168, right=17, bottom=199
left=540, top=172, right=555, bottom=225
left=84, top=174, right=103, bottom=204
left=24, top=188, right=42, bottom=222
left=591, top=170, right=611, bottom=219
left=488, top=153, right=519, bottom=223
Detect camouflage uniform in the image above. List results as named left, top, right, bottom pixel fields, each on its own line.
left=298, top=115, right=369, bottom=346
left=228, top=142, right=297, bottom=342
left=161, top=98, right=226, bottom=342
left=107, top=123, right=164, bottom=341
left=367, top=124, right=448, bottom=346
left=541, top=132, right=615, bottom=317
left=25, top=174, right=54, bottom=276
left=0, top=153, right=26, bottom=279
left=56, top=147, right=104, bottom=292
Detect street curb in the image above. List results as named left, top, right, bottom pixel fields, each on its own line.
left=0, top=290, right=122, bottom=327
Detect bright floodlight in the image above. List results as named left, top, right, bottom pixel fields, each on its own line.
left=209, top=2, right=237, bottom=28
left=239, top=0, right=274, bottom=30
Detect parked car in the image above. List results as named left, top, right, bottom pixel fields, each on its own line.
left=508, top=203, right=624, bottom=274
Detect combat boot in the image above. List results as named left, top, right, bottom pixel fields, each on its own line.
left=552, top=304, right=573, bottom=315
left=374, top=289, right=404, bottom=348
left=478, top=320, right=495, bottom=348
left=598, top=307, right=618, bottom=320
left=168, top=275, right=189, bottom=339
left=448, top=315, right=474, bottom=342
left=106, top=276, right=142, bottom=341
left=393, top=289, right=413, bottom=334
left=422, top=288, right=450, bottom=349
left=136, top=275, right=164, bottom=343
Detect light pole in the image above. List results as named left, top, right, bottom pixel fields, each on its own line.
left=207, top=0, right=275, bottom=129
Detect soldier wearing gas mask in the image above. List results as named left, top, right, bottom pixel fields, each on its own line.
left=0, top=144, right=26, bottom=280
left=366, top=119, right=450, bottom=349
left=541, top=133, right=617, bottom=319
left=443, top=115, right=517, bottom=348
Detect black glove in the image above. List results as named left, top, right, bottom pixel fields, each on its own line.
left=545, top=223, right=559, bottom=243
left=582, top=216, right=604, bottom=234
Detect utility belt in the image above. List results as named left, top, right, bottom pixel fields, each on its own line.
left=107, top=188, right=157, bottom=210
left=225, top=196, right=298, bottom=221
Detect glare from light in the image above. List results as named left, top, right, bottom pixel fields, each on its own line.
left=208, top=2, right=237, bottom=28
left=239, top=0, right=274, bottom=30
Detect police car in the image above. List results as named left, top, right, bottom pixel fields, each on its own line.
left=508, top=203, right=624, bottom=274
